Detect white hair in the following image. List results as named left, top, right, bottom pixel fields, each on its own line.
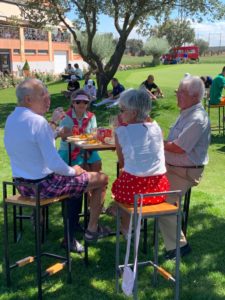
left=16, top=78, right=45, bottom=104
left=119, top=88, right=152, bottom=122
left=180, top=76, right=205, bottom=101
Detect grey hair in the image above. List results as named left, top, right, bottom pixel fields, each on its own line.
left=119, top=88, right=152, bottom=122
left=16, top=78, right=45, bottom=104
left=180, top=76, right=205, bottom=101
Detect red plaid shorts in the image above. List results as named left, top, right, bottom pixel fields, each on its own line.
left=15, top=173, right=89, bottom=199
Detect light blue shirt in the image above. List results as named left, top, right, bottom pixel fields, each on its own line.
left=165, top=103, right=211, bottom=166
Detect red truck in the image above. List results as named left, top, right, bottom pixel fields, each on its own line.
left=162, top=45, right=199, bottom=64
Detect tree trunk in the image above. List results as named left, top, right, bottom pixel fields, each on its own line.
left=96, top=72, right=111, bottom=99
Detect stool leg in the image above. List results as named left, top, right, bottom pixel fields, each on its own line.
left=46, top=206, right=49, bottom=232
left=84, top=193, right=89, bottom=266
left=3, top=201, right=11, bottom=287
left=63, top=200, right=72, bottom=283
left=13, top=205, right=17, bottom=243
left=34, top=205, right=42, bottom=300
left=153, top=217, right=159, bottom=286
left=182, top=189, right=191, bottom=237
left=41, top=207, right=46, bottom=244
left=133, top=210, right=138, bottom=300
left=115, top=206, right=121, bottom=293
left=175, top=211, right=181, bottom=300
left=142, top=219, right=147, bottom=254
left=219, top=107, right=221, bottom=134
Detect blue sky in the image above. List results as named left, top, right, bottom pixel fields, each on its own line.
left=68, top=5, right=225, bottom=47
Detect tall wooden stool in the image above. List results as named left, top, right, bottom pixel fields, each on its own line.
left=115, top=190, right=182, bottom=300
left=206, top=101, right=225, bottom=135
left=3, top=181, right=72, bottom=300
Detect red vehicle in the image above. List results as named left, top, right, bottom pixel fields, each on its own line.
left=162, top=45, right=199, bottom=64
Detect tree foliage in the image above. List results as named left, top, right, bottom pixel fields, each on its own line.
left=144, top=37, right=169, bottom=66
left=74, top=32, right=116, bottom=63
left=125, top=39, right=144, bottom=56
left=194, top=38, right=209, bottom=56
left=150, top=19, right=195, bottom=48
left=20, top=0, right=225, bottom=97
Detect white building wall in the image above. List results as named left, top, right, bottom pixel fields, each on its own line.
left=13, top=61, right=54, bottom=76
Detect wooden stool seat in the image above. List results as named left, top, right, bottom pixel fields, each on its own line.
left=206, top=101, right=225, bottom=135
left=116, top=201, right=178, bottom=216
left=5, top=194, right=70, bottom=207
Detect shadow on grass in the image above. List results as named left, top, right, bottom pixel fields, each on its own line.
left=0, top=102, right=16, bottom=128
left=1, top=199, right=225, bottom=300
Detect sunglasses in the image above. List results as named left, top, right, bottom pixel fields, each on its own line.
left=119, top=108, right=129, bottom=113
left=73, top=100, right=88, bottom=105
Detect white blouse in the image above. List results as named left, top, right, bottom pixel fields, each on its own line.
left=116, top=122, right=166, bottom=177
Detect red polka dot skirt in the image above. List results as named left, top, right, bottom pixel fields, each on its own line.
left=112, top=171, right=170, bottom=206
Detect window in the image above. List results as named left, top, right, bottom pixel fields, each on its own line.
left=25, top=49, right=36, bottom=55
left=13, top=49, right=20, bottom=54
left=38, top=50, right=48, bottom=55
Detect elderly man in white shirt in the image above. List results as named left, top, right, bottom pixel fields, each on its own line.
left=160, top=76, right=211, bottom=260
left=4, top=78, right=109, bottom=252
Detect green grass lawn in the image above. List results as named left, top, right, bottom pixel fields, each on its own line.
left=0, top=63, right=225, bottom=299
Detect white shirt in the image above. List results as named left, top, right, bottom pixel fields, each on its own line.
left=165, top=103, right=210, bottom=166
left=4, top=107, right=75, bottom=179
left=116, top=122, right=166, bottom=177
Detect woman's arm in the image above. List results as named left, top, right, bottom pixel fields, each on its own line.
left=115, top=133, right=124, bottom=168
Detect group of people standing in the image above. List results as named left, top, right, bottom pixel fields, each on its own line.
left=4, top=72, right=210, bottom=261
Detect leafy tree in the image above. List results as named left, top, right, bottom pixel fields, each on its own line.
left=74, top=32, right=116, bottom=64
left=151, top=19, right=195, bottom=48
left=144, top=37, right=169, bottom=66
left=20, top=0, right=225, bottom=97
left=125, top=39, right=143, bottom=56
left=195, top=38, right=209, bottom=56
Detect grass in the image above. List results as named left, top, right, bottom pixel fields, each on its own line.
left=0, top=62, right=225, bottom=299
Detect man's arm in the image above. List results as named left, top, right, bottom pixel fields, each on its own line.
left=164, top=141, right=185, bottom=154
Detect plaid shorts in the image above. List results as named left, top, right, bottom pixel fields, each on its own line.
left=15, top=173, right=89, bottom=199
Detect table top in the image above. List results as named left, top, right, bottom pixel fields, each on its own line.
left=66, top=139, right=116, bottom=151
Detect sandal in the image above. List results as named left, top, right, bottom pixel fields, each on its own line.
left=84, top=225, right=112, bottom=242
left=105, top=204, right=117, bottom=217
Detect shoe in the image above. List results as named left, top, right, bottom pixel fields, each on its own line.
left=84, top=225, right=112, bottom=242
left=165, top=243, right=191, bottom=260
left=61, top=239, right=84, bottom=253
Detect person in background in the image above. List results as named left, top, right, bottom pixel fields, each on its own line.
left=141, top=75, right=164, bottom=99
left=159, top=76, right=210, bottom=260
left=74, top=63, right=83, bottom=80
left=93, top=78, right=125, bottom=107
left=111, top=89, right=169, bottom=236
left=62, top=75, right=80, bottom=99
left=84, top=73, right=96, bottom=86
left=209, top=67, right=225, bottom=105
left=62, top=63, right=75, bottom=80
left=4, top=79, right=109, bottom=253
left=200, top=76, right=213, bottom=98
left=83, top=79, right=97, bottom=103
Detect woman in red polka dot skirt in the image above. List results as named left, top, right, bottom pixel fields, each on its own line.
left=111, top=88, right=169, bottom=233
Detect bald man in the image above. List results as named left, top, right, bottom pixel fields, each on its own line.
left=4, top=78, right=109, bottom=252
left=160, top=76, right=211, bottom=260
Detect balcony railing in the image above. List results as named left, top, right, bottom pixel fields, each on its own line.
left=24, top=27, right=48, bottom=41
left=0, top=25, right=19, bottom=39
left=52, top=31, right=70, bottom=43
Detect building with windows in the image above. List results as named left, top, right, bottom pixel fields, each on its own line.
left=0, top=0, right=85, bottom=75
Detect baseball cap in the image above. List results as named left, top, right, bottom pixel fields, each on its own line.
left=87, top=79, right=93, bottom=86
left=72, top=93, right=90, bottom=102
left=71, top=75, right=77, bottom=80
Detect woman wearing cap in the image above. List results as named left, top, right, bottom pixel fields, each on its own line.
left=57, top=89, right=108, bottom=246
left=58, top=89, right=101, bottom=172
left=83, top=79, right=97, bottom=103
